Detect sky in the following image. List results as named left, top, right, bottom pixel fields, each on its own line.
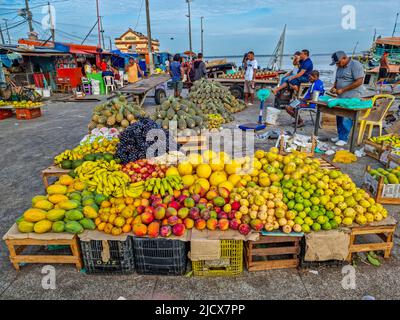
left=0, top=0, right=399, bottom=56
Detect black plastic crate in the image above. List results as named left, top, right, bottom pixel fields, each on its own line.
left=80, top=238, right=135, bottom=274
left=133, top=238, right=188, bottom=275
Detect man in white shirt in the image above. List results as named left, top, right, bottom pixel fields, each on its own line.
left=244, top=51, right=258, bottom=105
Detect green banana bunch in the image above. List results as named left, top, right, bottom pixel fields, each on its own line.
left=144, top=175, right=183, bottom=196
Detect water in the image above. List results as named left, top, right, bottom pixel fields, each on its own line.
left=205, top=54, right=335, bottom=85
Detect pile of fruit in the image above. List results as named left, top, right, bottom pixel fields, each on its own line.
left=74, top=160, right=139, bottom=198
left=219, top=70, right=278, bottom=80
left=16, top=175, right=99, bottom=234
left=149, top=97, right=207, bottom=134
left=368, top=166, right=400, bottom=184
left=122, top=159, right=168, bottom=183
left=88, top=96, right=146, bottom=132
left=0, top=100, right=11, bottom=107
left=54, top=137, right=119, bottom=169
left=333, top=150, right=357, bottom=164
left=115, top=118, right=178, bottom=164
left=12, top=100, right=43, bottom=109
left=189, top=79, right=245, bottom=116
left=207, top=114, right=224, bottom=130
left=369, top=134, right=400, bottom=147
left=80, top=128, right=119, bottom=145
left=144, top=174, right=183, bottom=196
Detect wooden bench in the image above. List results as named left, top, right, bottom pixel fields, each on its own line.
left=41, top=165, right=70, bottom=189
left=4, top=224, right=83, bottom=271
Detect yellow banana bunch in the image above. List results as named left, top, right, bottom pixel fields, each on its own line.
left=208, top=114, right=224, bottom=129
left=125, top=181, right=145, bottom=198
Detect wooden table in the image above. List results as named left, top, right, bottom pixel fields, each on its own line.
left=313, top=101, right=370, bottom=152
left=118, top=74, right=170, bottom=107
left=41, top=165, right=70, bottom=189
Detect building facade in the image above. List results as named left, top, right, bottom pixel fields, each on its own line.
left=115, top=28, right=160, bottom=54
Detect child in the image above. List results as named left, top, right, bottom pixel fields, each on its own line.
left=285, top=70, right=325, bottom=127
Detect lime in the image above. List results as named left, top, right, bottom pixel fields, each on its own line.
left=317, top=215, right=327, bottom=225
left=312, top=223, right=321, bottom=231
left=294, top=203, right=304, bottom=212
left=295, top=195, right=304, bottom=203
left=286, top=191, right=295, bottom=199
left=329, top=220, right=338, bottom=229
left=294, top=217, right=304, bottom=225
left=287, top=200, right=295, bottom=210
left=322, top=222, right=332, bottom=230
left=302, top=191, right=311, bottom=199
left=308, top=211, right=318, bottom=220
left=298, top=211, right=307, bottom=219
left=326, top=211, right=335, bottom=219
left=301, top=224, right=311, bottom=233
left=303, top=199, right=312, bottom=208
left=304, top=217, right=314, bottom=226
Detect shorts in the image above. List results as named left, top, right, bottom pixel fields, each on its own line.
left=378, top=68, right=388, bottom=79
left=171, top=80, right=183, bottom=93
left=244, top=80, right=255, bottom=94
left=288, top=75, right=309, bottom=87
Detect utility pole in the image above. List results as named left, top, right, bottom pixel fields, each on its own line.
left=96, top=0, right=101, bottom=48
left=25, top=0, right=34, bottom=33
left=145, top=0, right=154, bottom=75
left=186, top=0, right=193, bottom=58
left=200, top=16, right=204, bottom=55
left=48, top=2, right=55, bottom=42
left=3, top=19, right=11, bottom=44
left=0, top=27, right=5, bottom=45
left=108, top=37, right=112, bottom=51
left=392, top=12, right=399, bottom=37
left=100, top=16, right=105, bottom=49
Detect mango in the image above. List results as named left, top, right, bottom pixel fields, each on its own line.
left=18, top=220, right=35, bottom=233
left=34, top=200, right=54, bottom=211
left=47, top=185, right=67, bottom=195
left=65, top=210, right=84, bottom=221
left=52, top=221, right=65, bottom=233
left=34, top=220, right=52, bottom=233
left=24, top=208, right=46, bottom=222
left=83, top=206, right=98, bottom=219
left=46, top=209, right=66, bottom=222
left=58, top=200, right=79, bottom=210
left=59, top=175, right=74, bottom=186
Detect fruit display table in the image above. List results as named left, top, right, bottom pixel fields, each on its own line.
left=312, top=101, right=371, bottom=153
left=3, top=224, right=82, bottom=271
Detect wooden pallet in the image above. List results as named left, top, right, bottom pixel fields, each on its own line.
left=245, top=235, right=302, bottom=271
left=364, top=165, right=400, bottom=205
left=41, top=165, right=70, bottom=189
left=387, top=153, right=400, bottom=168
left=318, top=156, right=340, bottom=170
left=177, top=135, right=207, bottom=153
left=364, top=139, right=393, bottom=161
left=347, top=224, right=396, bottom=262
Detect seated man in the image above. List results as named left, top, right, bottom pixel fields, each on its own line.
left=285, top=70, right=325, bottom=127
left=272, top=49, right=313, bottom=95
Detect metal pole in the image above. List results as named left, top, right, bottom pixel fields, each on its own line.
left=48, top=2, right=55, bottom=42
left=186, top=0, right=192, bottom=57
left=392, top=12, right=399, bottom=37
left=3, top=19, right=11, bottom=44
left=25, top=0, right=34, bottom=33
left=109, top=37, right=112, bottom=51
left=100, top=16, right=105, bottom=49
left=96, top=0, right=101, bottom=48
left=145, top=0, right=154, bottom=75
left=0, top=28, right=5, bottom=45
left=200, top=16, right=204, bottom=55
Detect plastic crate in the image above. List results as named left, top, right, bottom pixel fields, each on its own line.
left=15, top=108, right=41, bottom=120
left=0, top=109, right=13, bottom=120
left=133, top=238, right=188, bottom=275
left=80, top=238, right=135, bottom=274
left=192, top=240, right=243, bottom=277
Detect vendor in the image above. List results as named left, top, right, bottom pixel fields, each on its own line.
left=125, top=57, right=144, bottom=84
left=84, top=60, right=92, bottom=75
left=329, top=51, right=365, bottom=147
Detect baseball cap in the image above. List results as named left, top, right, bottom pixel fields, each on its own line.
left=330, top=51, right=347, bottom=65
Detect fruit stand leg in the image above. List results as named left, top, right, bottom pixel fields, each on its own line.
left=70, top=236, right=83, bottom=271
left=6, top=240, right=20, bottom=271
left=384, top=232, right=394, bottom=258
left=42, top=174, right=49, bottom=189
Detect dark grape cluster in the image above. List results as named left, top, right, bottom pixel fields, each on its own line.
left=115, top=117, right=180, bottom=164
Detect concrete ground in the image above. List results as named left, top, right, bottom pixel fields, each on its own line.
left=0, top=92, right=399, bottom=300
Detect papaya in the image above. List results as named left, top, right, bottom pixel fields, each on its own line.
left=34, top=220, right=52, bottom=234
left=34, top=200, right=54, bottom=211
left=32, top=195, right=48, bottom=206
left=47, top=185, right=67, bottom=195
left=82, top=197, right=95, bottom=206
left=18, top=220, right=35, bottom=233
left=46, top=209, right=66, bottom=222
left=16, top=215, right=25, bottom=225
left=79, top=218, right=96, bottom=230
left=65, top=209, right=84, bottom=221
left=24, top=208, right=46, bottom=222
left=58, top=200, right=79, bottom=210
left=48, top=194, right=69, bottom=204
left=52, top=221, right=65, bottom=233
left=65, top=221, right=84, bottom=234
left=81, top=190, right=93, bottom=199
left=95, top=194, right=107, bottom=205
left=83, top=206, right=98, bottom=219
left=69, top=192, right=82, bottom=203
left=59, top=175, right=74, bottom=186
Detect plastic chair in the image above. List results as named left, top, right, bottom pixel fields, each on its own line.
left=357, top=94, right=396, bottom=144
left=103, top=76, right=116, bottom=95
left=81, top=78, right=92, bottom=95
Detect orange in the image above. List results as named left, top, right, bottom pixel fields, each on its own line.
left=122, top=224, right=132, bottom=233
left=104, top=223, right=113, bottom=234
left=97, top=222, right=106, bottom=231
left=111, top=227, right=122, bottom=236
left=125, top=197, right=134, bottom=205
left=101, top=200, right=111, bottom=208
left=141, top=191, right=151, bottom=199
left=94, top=217, right=102, bottom=226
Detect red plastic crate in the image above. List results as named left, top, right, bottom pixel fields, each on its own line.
left=15, top=108, right=41, bottom=120
left=0, top=109, right=13, bottom=120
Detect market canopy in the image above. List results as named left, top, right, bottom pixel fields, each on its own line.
left=0, top=44, right=68, bottom=57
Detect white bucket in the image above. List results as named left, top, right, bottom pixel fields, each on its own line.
left=42, top=88, right=51, bottom=97
left=265, top=107, right=281, bottom=125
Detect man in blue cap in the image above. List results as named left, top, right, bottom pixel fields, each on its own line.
left=329, top=51, right=365, bottom=146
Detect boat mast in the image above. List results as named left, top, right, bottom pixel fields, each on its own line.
left=267, top=24, right=286, bottom=71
